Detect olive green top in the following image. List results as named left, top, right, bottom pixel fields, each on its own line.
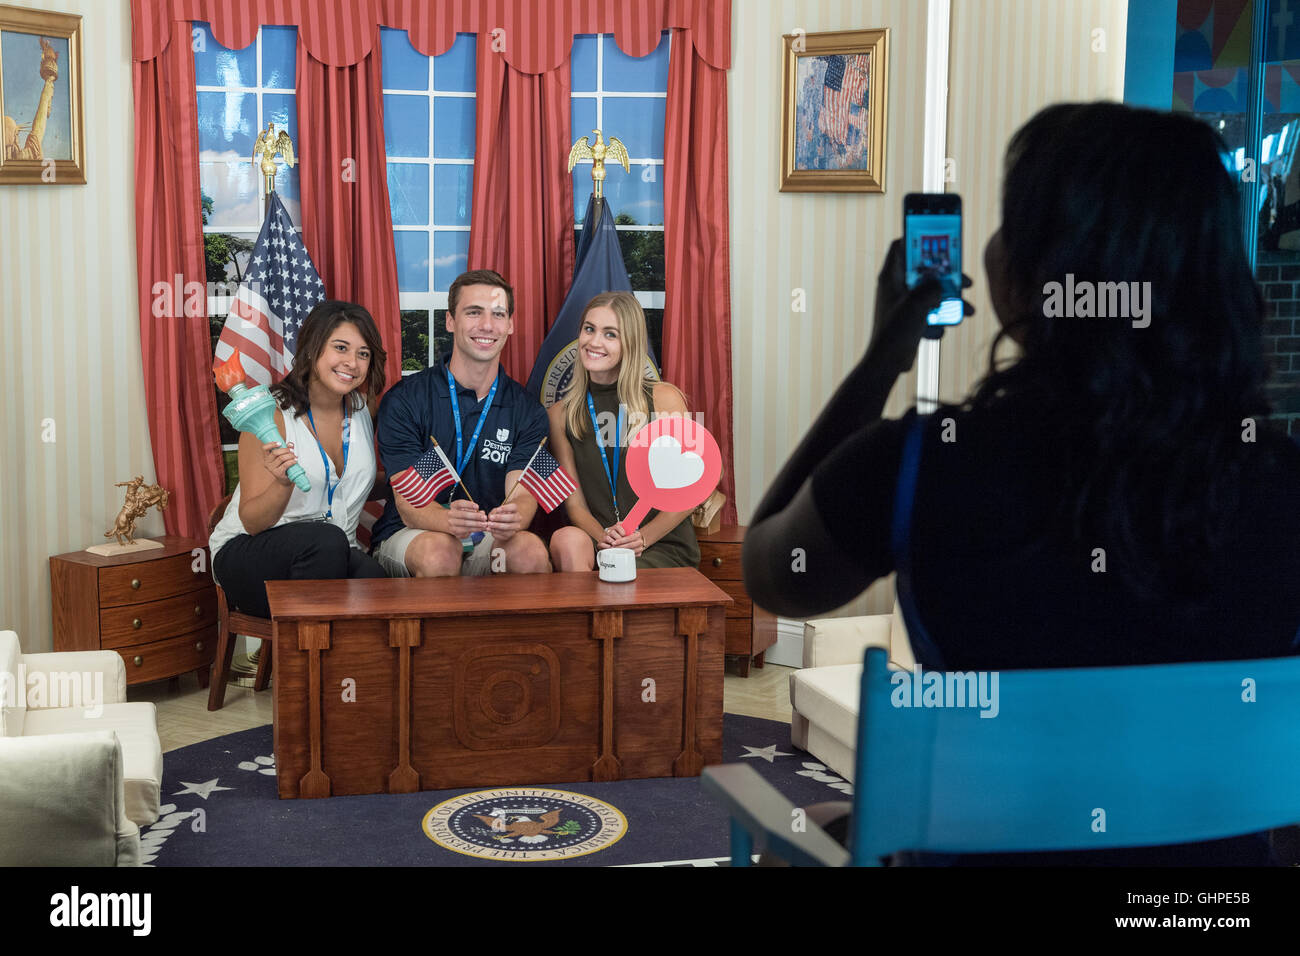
left=566, top=379, right=700, bottom=569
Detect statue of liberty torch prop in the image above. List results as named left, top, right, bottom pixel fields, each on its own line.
left=213, top=351, right=311, bottom=492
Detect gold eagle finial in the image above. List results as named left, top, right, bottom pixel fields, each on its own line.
left=252, top=122, right=296, bottom=195
left=567, top=129, right=630, bottom=200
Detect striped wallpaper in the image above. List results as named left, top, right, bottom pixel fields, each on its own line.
left=1, top=0, right=162, bottom=653
left=0, top=0, right=1132, bottom=650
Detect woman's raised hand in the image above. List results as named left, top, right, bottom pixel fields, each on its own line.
left=261, top=441, right=299, bottom=487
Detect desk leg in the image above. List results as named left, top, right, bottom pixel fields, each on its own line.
left=388, top=619, right=422, bottom=793
left=298, top=622, right=332, bottom=799
left=673, top=606, right=707, bottom=776
left=591, top=610, right=624, bottom=781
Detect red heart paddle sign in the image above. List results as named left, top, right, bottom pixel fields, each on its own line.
left=620, top=415, right=722, bottom=532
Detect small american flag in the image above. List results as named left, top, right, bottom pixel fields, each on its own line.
left=519, top=446, right=576, bottom=513
left=390, top=442, right=457, bottom=508
left=819, top=53, right=870, bottom=146
left=213, top=193, right=326, bottom=385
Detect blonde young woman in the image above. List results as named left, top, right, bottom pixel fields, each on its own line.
left=548, top=292, right=704, bottom=570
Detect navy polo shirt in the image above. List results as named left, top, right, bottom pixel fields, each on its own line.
left=371, top=358, right=548, bottom=548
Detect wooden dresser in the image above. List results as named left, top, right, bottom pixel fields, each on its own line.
left=696, top=525, right=778, bottom=677
left=50, top=535, right=217, bottom=686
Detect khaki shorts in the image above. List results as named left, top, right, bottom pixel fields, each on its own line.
left=374, top=527, right=497, bottom=577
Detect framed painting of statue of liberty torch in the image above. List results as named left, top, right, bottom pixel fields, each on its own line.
left=0, top=3, right=85, bottom=185
left=781, top=28, right=888, bottom=193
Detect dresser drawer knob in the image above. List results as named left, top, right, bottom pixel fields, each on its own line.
left=712, top=557, right=723, bottom=568
left=131, top=578, right=141, bottom=590
left=132, top=656, right=143, bottom=667
left=132, top=618, right=142, bottom=629
left=194, top=604, right=203, bottom=617
left=195, top=640, right=204, bottom=652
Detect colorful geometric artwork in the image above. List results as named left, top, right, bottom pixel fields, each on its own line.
left=1174, top=0, right=1300, bottom=112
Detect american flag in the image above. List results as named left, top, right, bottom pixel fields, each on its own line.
left=390, top=441, right=458, bottom=509
left=518, top=445, right=577, bottom=513
left=819, top=53, right=870, bottom=145
left=213, top=193, right=326, bottom=386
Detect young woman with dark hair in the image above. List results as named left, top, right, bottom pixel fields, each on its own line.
left=210, top=300, right=390, bottom=617
left=743, top=102, right=1300, bottom=865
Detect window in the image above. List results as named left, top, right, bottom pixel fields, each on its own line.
left=194, top=22, right=301, bottom=486
left=381, top=27, right=477, bottom=372
left=571, top=32, right=670, bottom=366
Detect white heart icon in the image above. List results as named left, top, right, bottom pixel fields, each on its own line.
left=648, top=435, right=705, bottom=489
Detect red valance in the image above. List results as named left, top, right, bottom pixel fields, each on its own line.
left=130, top=0, right=730, bottom=71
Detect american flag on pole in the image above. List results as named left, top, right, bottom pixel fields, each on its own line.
left=518, top=445, right=577, bottom=513
left=390, top=441, right=458, bottom=509
left=819, top=53, right=870, bottom=145
left=213, top=193, right=326, bottom=386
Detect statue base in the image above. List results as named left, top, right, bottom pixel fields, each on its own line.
left=85, top=538, right=166, bottom=557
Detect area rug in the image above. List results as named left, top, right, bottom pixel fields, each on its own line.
left=144, top=714, right=851, bottom=866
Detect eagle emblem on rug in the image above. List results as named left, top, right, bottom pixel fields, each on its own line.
left=424, top=788, right=627, bottom=861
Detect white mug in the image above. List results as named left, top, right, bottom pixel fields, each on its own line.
left=597, top=547, right=637, bottom=582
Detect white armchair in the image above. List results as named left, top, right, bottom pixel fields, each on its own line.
left=789, top=604, right=915, bottom=782
left=0, top=629, right=162, bottom=865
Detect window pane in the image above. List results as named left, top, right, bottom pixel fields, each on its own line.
left=198, top=91, right=257, bottom=157
left=193, top=22, right=255, bottom=88
left=572, top=34, right=598, bottom=91
left=602, top=97, right=665, bottom=157
left=573, top=163, right=663, bottom=225
left=433, top=231, right=470, bottom=289
left=643, top=308, right=664, bottom=373
left=394, top=231, right=430, bottom=292
left=433, top=97, right=475, bottom=158
left=617, top=230, right=665, bottom=292
left=432, top=310, right=452, bottom=363
left=275, top=165, right=301, bottom=225
left=200, top=162, right=260, bottom=227
left=203, top=231, right=257, bottom=289
left=261, top=92, right=297, bottom=144
left=388, top=162, right=431, bottom=225
left=602, top=32, right=670, bottom=92
left=382, top=27, right=429, bottom=90
left=571, top=97, right=598, bottom=143
left=261, top=26, right=297, bottom=89
left=384, top=94, right=431, bottom=157
left=434, top=34, right=477, bottom=92
left=401, top=309, right=431, bottom=371
left=433, top=164, right=473, bottom=226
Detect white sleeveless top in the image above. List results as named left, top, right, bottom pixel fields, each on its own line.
left=209, top=400, right=376, bottom=582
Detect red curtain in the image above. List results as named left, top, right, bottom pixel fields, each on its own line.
left=468, top=35, right=574, bottom=385
left=296, top=25, right=403, bottom=394
left=133, top=19, right=226, bottom=543
left=664, top=27, right=737, bottom=527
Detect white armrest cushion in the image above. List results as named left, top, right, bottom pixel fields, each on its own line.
left=0, top=731, right=140, bottom=866
left=802, top=616, right=892, bottom=668
left=21, top=650, right=129, bottom=709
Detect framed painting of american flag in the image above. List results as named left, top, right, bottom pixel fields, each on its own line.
left=780, top=29, right=888, bottom=193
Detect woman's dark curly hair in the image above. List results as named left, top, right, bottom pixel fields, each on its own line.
left=270, top=300, right=387, bottom=415
left=964, top=102, right=1271, bottom=600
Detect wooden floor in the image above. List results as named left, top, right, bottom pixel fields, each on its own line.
left=131, top=652, right=795, bottom=753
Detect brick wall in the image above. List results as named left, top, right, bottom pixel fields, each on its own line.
left=1256, top=251, right=1300, bottom=438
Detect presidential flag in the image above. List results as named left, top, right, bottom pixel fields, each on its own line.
left=819, top=53, right=870, bottom=146
left=390, top=441, right=458, bottom=509
left=518, top=445, right=577, bottom=513
left=525, top=195, right=657, bottom=405
left=213, top=193, right=326, bottom=386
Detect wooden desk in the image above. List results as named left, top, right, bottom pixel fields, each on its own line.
left=266, top=569, right=732, bottom=799
left=696, top=526, right=779, bottom=677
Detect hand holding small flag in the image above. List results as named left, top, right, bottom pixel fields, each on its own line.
left=507, top=439, right=577, bottom=513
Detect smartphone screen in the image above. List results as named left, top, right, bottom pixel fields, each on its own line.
left=904, top=193, right=963, bottom=326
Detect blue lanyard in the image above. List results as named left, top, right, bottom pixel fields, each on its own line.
left=587, top=392, right=624, bottom=522
left=446, top=366, right=499, bottom=475
left=305, top=400, right=350, bottom=519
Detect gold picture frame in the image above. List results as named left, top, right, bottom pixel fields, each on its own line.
left=780, top=28, right=888, bottom=193
left=0, top=3, right=86, bottom=185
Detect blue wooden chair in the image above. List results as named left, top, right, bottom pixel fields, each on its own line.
left=702, top=647, right=1300, bottom=865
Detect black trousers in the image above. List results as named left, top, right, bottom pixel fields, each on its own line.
left=212, top=521, right=386, bottom=619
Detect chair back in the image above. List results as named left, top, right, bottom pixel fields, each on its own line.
left=850, top=647, right=1300, bottom=864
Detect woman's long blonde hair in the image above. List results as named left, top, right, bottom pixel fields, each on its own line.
left=562, top=292, right=658, bottom=442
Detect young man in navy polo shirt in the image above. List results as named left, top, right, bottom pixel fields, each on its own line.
left=372, top=270, right=552, bottom=576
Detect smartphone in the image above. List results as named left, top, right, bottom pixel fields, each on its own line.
left=903, top=193, right=963, bottom=326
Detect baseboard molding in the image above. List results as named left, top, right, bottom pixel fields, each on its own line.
left=762, top=619, right=804, bottom=668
